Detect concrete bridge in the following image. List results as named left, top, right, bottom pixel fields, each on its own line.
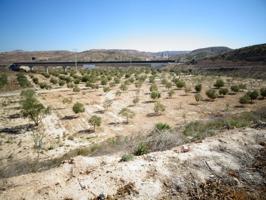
left=10, top=60, right=176, bottom=74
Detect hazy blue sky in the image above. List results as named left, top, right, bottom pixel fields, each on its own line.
left=0, top=0, right=265, bottom=52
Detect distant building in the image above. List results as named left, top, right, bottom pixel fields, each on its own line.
left=83, top=64, right=95, bottom=69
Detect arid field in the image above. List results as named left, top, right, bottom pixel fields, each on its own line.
left=0, top=67, right=265, bottom=199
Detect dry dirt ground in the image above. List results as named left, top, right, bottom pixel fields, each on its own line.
left=0, top=127, right=265, bottom=200
left=0, top=73, right=266, bottom=199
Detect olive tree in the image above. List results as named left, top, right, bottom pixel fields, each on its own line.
left=194, top=83, right=202, bottom=93
left=247, top=90, right=259, bottom=103
left=150, top=91, right=161, bottom=101
left=72, top=102, right=85, bottom=114
left=119, top=108, right=135, bottom=124
left=206, top=89, right=217, bottom=100
left=260, top=88, right=266, bottom=99
left=214, top=79, right=224, bottom=89
left=20, top=89, right=50, bottom=126
left=88, top=115, right=101, bottom=132
left=103, top=99, right=113, bottom=111
left=20, top=90, right=50, bottom=150
left=154, top=101, right=165, bottom=115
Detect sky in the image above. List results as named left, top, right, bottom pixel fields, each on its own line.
left=0, top=0, right=265, bottom=52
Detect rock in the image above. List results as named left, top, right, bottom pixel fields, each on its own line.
left=180, top=145, right=190, bottom=153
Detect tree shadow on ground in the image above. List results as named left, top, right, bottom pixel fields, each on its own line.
left=146, top=113, right=161, bottom=117
left=61, top=115, right=79, bottom=120
left=142, top=100, right=154, bottom=104
left=0, top=124, right=34, bottom=134
left=94, top=110, right=104, bottom=114
left=7, top=113, right=21, bottom=119
left=78, top=129, right=94, bottom=134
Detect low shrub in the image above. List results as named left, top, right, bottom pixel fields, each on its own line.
left=72, top=102, right=85, bottom=114
left=0, top=73, right=8, bottom=88
left=231, top=85, right=239, bottom=93
left=50, top=77, right=58, bottom=84
left=206, top=89, right=217, bottom=100
left=195, top=84, right=202, bottom=93
left=17, top=73, right=31, bottom=88
left=239, top=95, right=251, bottom=104
left=32, top=77, right=39, bottom=84
left=134, top=143, right=149, bottom=156
left=73, top=86, right=80, bottom=92
left=120, top=154, right=134, bottom=162
left=155, top=123, right=171, bottom=131
left=219, top=88, right=229, bottom=96
left=260, top=88, right=266, bottom=99
left=214, top=79, right=224, bottom=88
left=246, top=90, right=259, bottom=102
left=175, top=79, right=186, bottom=89
left=39, top=82, right=50, bottom=89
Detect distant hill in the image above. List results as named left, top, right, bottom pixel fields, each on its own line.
left=0, top=50, right=73, bottom=65
left=0, top=49, right=179, bottom=65
left=210, top=43, right=266, bottom=62
left=1, top=44, right=265, bottom=66
left=172, top=46, right=232, bottom=62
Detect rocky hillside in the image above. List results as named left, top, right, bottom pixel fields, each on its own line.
left=211, top=43, right=266, bottom=62
left=0, top=127, right=265, bottom=199
left=173, top=46, right=232, bottom=62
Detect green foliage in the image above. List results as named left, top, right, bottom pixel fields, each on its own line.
left=150, top=90, right=161, bottom=100
left=239, top=95, right=251, bottom=104
left=59, top=80, right=65, bottom=86
left=39, top=82, right=50, bottom=89
left=67, top=82, right=75, bottom=88
left=62, top=97, right=72, bottom=104
left=194, top=93, right=202, bottom=102
left=165, top=82, right=172, bottom=90
left=88, top=115, right=102, bottom=131
left=219, top=88, right=229, bottom=96
left=206, top=89, right=217, bottom=100
left=74, top=79, right=80, bottom=84
left=175, top=79, right=186, bottom=89
left=214, top=79, right=224, bottom=88
left=195, top=84, right=202, bottom=93
left=119, top=108, right=135, bottom=123
left=103, top=87, right=110, bottom=93
left=0, top=73, right=8, bottom=88
left=134, top=143, right=149, bottom=156
left=238, top=83, right=247, bottom=90
left=73, top=85, right=80, bottom=92
left=155, top=123, right=171, bottom=131
left=20, top=89, right=50, bottom=126
left=32, top=77, right=39, bottom=84
left=72, top=102, right=85, bottom=114
left=184, top=111, right=257, bottom=140
left=120, top=154, right=134, bottom=162
left=17, top=73, right=31, bottom=88
left=154, top=101, right=165, bottom=114
left=50, top=77, right=58, bottom=84
left=260, top=88, right=266, bottom=98
left=120, top=84, right=128, bottom=91
left=149, top=83, right=158, bottom=92
left=247, top=90, right=259, bottom=102
left=231, top=85, right=240, bottom=93
left=103, top=99, right=113, bottom=110
left=101, top=78, right=107, bottom=85
left=149, top=76, right=155, bottom=83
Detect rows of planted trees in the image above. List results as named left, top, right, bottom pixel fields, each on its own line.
left=16, top=67, right=266, bottom=151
